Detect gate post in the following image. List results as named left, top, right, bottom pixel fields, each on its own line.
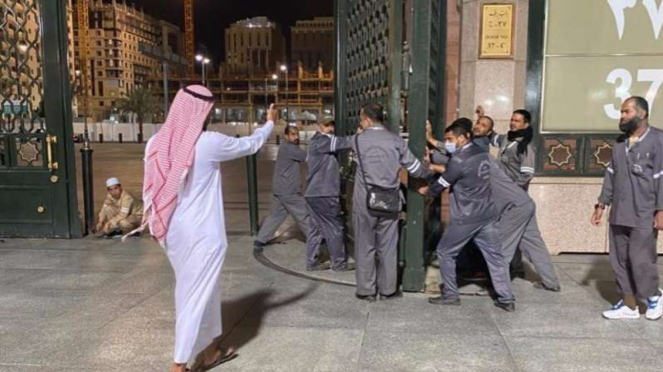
left=402, top=0, right=447, bottom=292
left=81, top=144, right=94, bottom=235
left=246, top=153, right=259, bottom=235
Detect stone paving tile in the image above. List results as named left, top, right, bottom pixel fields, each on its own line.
left=238, top=291, right=370, bottom=330
left=219, top=326, right=363, bottom=372
left=491, top=302, right=640, bottom=339
left=0, top=269, right=50, bottom=288
left=505, top=336, right=660, bottom=372
left=367, top=294, right=501, bottom=336
left=554, top=262, right=616, bottom=283
left=358, top=330, right=517, bottom=372
left=509, top=276, right=603, bottom=305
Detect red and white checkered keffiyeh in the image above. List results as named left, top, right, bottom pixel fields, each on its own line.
left=124, top=85, right=214, bottom=246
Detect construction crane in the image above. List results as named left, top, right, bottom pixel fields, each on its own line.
left=76, top=0, right=90, bottom=130
left=184, top=0, right=195, bottom=76
left=76, top=0, right=89, bottom=114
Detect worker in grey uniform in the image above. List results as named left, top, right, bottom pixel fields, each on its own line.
left=305, top=118, right=354, bottom=271
left=491, top=109, right=536, bottom=191
left=421, top=122, right=515, bottom=311
left=490, top=109, right=536, bottom=277
left=591, top=96, right=663, bottom=320
left=430, top=134, right=561, bottom=292
left=254, top=125, right=321, bottom=256
left=352, top=103, right=432, bottom=302
left=489, top=160, right=560, bottom=291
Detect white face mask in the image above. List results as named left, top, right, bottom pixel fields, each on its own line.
left=444, top=141, right=457, bottom=154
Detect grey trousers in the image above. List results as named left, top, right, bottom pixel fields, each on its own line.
left=352, top=195, right=399, bottom=296
left=501, top=201, right=560, bottom=289
left=306, top=197, right=347, bottom=269
left=437, top=220, right=515, bottom=304
left=609, top=224, right=659, bottom=299
left=256, top=194, right=321, bottom=253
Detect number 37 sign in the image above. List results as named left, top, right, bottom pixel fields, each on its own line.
left=540, top=0, right=663, bottom=132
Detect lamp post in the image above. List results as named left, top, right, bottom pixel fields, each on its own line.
left=196, top=54, right=210, bottom=86
left=280, top=64, right=288, bottom=122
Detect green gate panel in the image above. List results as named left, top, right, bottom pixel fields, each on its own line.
left=0, top=0, right=81, bottom=238
left=335, top=0, right=447, bottom=291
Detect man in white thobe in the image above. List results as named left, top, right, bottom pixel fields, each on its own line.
left=135, top=85, right=275, bottom=372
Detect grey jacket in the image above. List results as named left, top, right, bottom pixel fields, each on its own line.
left=351, top=124, right=431, bottom=206
left=305, top=132, right=352, bottom=198
left=493, top=133, right=536, bottom=190
left=430, top=144, right=531, bottom=215
left=598, top=126, right=663, bottom=228
left=273, top=141, right=307, bottom=196
left=428, top=143, right=498, bottom=225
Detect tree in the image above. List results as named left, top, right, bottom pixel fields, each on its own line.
left=116, top=86, right=158, bottom=143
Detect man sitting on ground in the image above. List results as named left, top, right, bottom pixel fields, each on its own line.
left=95, top=177, right=143, bottom=238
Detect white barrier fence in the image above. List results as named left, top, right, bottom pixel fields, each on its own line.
left=72, top=121, right=318, bottom=143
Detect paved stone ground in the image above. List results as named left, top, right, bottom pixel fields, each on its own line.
left=2, top=236, right=663, bottom=372
left=1, top=142, right=661, bottom=371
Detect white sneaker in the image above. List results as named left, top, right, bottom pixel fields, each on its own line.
left=646, top=289, right=663, bottom=320
left=602, top=300, right=640, bottom=320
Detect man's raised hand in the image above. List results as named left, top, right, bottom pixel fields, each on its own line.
left=267, top=104, right=278, bottom=122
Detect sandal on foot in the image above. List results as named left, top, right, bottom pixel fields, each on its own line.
left=191, top=347, right=237, bottom=372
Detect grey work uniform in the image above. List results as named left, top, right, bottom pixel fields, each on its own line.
left=492, top=131, right=536, bottom=191
left=428, top=143, right=515, bottom=304
left=598, top=126, right=663, bottom=299
left=489, top=160, right=560, bottom=289
left=352, top=124, right=431, bottom=296
left=257, top=142, right=320, bottom=252
left=305, top=132, right=352, bottom=269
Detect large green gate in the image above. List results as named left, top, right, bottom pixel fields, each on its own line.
left=335, top=0, right=447, bottom=291
left=0, top=0, right=80, bottom=237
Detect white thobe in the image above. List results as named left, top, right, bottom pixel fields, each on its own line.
left=163, top=122, right=273, bottom=363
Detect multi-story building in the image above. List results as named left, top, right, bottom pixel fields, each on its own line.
left=224, top=17, right=286, bottom=75
left=73, top=0, right=184, bottom=121
left=149, top=64, right=334, bottom=125
left=159, top=20, right=185, bottom=57
left=291, top=17, right=334, bottom=71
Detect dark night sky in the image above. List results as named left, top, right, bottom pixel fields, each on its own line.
left=132, top=0, right=333, bottom=64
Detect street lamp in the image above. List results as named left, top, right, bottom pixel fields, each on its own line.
left=280, top=64, right=288, bottom=122
left=196, top=54, right=211, bottom=86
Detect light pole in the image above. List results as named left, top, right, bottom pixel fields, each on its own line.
left=280, top=64, right=288, bottom=122
left=196, top=54, right=210, bottom=86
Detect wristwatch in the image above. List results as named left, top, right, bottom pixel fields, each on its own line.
left=594, top=203, right=606, bottom=210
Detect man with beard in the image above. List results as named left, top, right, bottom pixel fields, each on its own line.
left=254, top=125, right=321, bottom=256
left=592, top=96, right=663, bottom=320
left=472, top=115, right=495, bottom=152
left=491, top=110, right=536, bottom=191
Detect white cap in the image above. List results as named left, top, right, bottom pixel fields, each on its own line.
left=106, top=177, right=120, bottom=188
